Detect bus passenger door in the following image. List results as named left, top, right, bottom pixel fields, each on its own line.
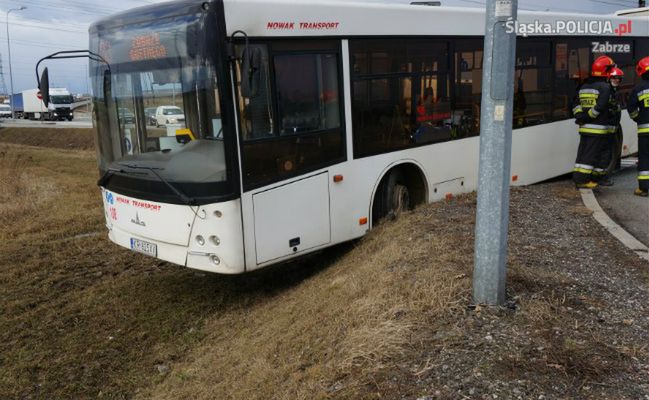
left=252, top=172, right=331, bottom=265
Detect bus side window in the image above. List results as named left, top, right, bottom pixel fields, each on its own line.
left=273, top=53, right=341, bottom=135
left=553, top=39, right=589, bottom=120
left=453, top=40, right=483, bottom=139
left=351, top=38, right=451, bottom=158
left=513, top=40, right=552, bottom=129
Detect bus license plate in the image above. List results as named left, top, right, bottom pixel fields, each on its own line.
left=130, top=238, right=157, bottom=257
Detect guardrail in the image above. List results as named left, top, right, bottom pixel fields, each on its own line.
left=71, top=99, right=91, bottom=110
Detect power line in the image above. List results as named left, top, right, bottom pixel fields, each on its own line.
left=0, top=35, right=86, bottom=48
left=1, top=1, right=112, bottom=16
left=585, top=0, right=638, bottom=6
left=1, top=40, right=84, bottom=50
left=0, top=20, right=86, bottom=33
left=1, top=0, right=129, bottom=15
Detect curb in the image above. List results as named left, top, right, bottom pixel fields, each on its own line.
left=580, top=189, right=649, bottom=262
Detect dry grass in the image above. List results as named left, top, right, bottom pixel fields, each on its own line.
left=0, top=127, right=95, bottom=150
left=0, top=143, right=228, bottom=399
left=0, top=142, right=475, bottom=399
left=137, top=202, right=475, bottom=400
left=1, top=139, right=647, bottom=399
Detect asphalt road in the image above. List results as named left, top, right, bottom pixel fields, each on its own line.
left=595, top=162, right=649, bottom=247
left=0, top=117, right=92, bottom=129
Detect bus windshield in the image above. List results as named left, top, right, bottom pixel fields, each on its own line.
left=90, top=10, right=232, bottom=204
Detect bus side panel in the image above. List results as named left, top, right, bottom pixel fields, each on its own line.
left=620, top=114, right=638, bottom=156
left=510, top=120, right=578, bottom=186
left=252, top=172, right=331, bottom=265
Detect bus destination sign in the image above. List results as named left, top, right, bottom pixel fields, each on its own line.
left=129, top=33, right=168, bottom=62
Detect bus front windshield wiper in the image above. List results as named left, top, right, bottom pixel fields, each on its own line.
left=119, top=163, right=197, bottom=206
left=97, top=166, right=146, bottom=187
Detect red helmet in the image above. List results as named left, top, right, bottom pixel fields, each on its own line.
left=591, top=55, right=615, bottom=77
left=608, top=67, right=624, bottom=79
left=637, top=56, right=649, bottom=77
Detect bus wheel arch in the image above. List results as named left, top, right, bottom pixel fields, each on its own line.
left=370, top=162, right=428, bottom=227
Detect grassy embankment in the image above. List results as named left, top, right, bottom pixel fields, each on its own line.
left=1, top=127, right=647, bottom=399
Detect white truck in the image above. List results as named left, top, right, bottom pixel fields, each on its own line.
left=15, top=88, right=74, bottom=121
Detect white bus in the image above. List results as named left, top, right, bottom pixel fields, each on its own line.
left=80, top=0, right=648, bottom=274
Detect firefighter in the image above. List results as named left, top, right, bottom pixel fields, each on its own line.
left=572, top=55, right=616, bottom=189
left=628, top=56, right=649, bottom=197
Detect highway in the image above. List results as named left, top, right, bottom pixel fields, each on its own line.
left=0, top=116, right=92, bottom=129
left=595, top=159, right=649, bottom=247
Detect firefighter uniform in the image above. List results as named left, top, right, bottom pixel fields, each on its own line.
left=628, top=61, right=649, bottom=196
left=572, top=79, right=613, bottom=186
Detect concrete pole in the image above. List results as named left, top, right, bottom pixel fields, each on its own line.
left=6, top=6, right=26, bottom=119
left=472, top=0, right=518, bottom=305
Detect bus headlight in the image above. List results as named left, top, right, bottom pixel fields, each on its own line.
left=210, top=255, right=220, bottom=266
left=195, top=235, right=205, bottom=246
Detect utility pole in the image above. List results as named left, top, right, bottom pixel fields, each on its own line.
left=0, top=55, right=8, bottom=97
left=7, top=6, right=26, bottom=119
left=472, top=0, right=518, bottom=305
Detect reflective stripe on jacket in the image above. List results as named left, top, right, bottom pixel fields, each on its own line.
left=573, top=79, right=612, bottom=136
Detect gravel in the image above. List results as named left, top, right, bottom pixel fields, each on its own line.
left=396, top=181, right=649, bottom=399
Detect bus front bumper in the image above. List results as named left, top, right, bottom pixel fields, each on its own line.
left=103, top=191, right=246, bottom=274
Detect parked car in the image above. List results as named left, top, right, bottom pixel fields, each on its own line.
left=118, top=107, right=135, bottom=124
left=0, top=104, right=11, bottom=118
left=155, top=106, right=185, bottom=127
left=144, top=107, right=157, bottom=126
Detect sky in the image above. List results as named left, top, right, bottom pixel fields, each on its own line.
left=0, top=0, right=638, bottom=95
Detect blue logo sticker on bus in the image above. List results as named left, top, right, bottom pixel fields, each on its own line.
left=106, top=192, right=114, bottom=205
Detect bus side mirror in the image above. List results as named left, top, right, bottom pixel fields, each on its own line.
left=39, top=67, right=50, bottom=107
left=186, top=24, right=200, bottom=58
left=240, top=47, right=261, bottom=98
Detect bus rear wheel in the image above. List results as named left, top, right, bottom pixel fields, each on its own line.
left=391, top=183, right=410, bottom=217
left=373, top=170, right=411, bottom=224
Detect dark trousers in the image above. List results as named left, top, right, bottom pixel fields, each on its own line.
left=573, top=135, right=610, bottom=185
left=592, top=129, right=622, bottom=181
left=639, top=135, right=649, bottom=191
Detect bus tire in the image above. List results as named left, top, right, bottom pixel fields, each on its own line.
left=372, top=170, right=410, bottom=224
left=391, top=182, right=410, bottom=217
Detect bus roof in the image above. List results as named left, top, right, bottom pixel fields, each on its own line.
left=223, top=0, right=649, bottom=37
left=89, top=0, right=649, bottom=39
